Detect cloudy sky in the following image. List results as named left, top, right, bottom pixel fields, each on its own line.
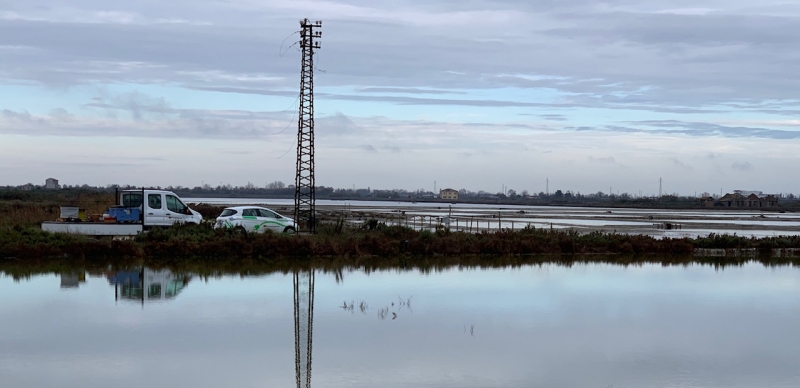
left=1, top=0, right=799, bottom=195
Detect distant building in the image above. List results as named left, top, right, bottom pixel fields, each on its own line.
left=699, top=196, right=715, bottom=207
left=20, top=183, right=34, bottom=191
left=718, top=192, right=778, bottom=208
left=734, top=190, right=763, bottom=197
left=439, top=188, right=459, bottom=201
left=45, top=178, right=59, bottom=189
left=60, top=273, right=85, bottom=289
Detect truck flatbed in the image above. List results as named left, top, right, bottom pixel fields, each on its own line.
left=41, top=222, right=143, bottom=236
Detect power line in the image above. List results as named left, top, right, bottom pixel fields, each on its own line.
left=279, top=31, right=300, bottom=57
left=268, top=95, right=300, bottom=136
left=277, top=139, right=296, bottom=159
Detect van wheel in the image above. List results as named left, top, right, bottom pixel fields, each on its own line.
left=283, top=226, right=296, bottom=234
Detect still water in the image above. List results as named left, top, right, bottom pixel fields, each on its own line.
left=2, top=264, right=800, bottom=388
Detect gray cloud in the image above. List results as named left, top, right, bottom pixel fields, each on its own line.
left=2, top=1, right=800, bottom=114
left=3, top=0, right=800, bottom=193
left=539, top=114, right=568, bottom=121
left=0, top=108, right=290, bottom=139
left=731, top=161, right=753, bottom=171
left=589, top=156, right=618, bottom=164
left=670, top=158, right=693, bottom=171
left=615, top=120, right=800, bottom=139
left=318, top=112, right=361, bottom=136
left=357, top=87, right=464, bottom=95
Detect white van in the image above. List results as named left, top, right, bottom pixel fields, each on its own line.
left=42, top=189, right=202, bottom=236
left=120, top=189, right=202, bottom=226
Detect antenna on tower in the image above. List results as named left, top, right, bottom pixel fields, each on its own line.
left=294, top=18, right=322, bottom=234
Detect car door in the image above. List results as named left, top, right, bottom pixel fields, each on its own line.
left=241, top=208, right=261, bottom=232
left=257, top=208, right=283, bottom=232
left=146, top=193, right=168, bottom=226
left=165, top=194, right=190, bottom=224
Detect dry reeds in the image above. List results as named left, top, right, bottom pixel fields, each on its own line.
left=4, top=222, right=800, bottom=267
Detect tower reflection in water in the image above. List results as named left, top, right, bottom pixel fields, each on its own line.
left=105, top=267, right=314, bottom=386
left=294, top=270, right=315, bottom=388
left=106, top=268, right=191, bottom=305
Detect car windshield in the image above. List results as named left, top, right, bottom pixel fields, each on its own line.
left=220, top=209, right=238, bottom=217
left=258, top=209, right=277, bottom=218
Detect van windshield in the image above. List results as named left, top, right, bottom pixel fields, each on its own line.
left=166, top=195, right=187, bottom=214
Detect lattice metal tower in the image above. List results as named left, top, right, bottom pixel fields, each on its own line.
left=293, top=270, right=315, bottom=388
left=294, top=19, right=322, bottom=234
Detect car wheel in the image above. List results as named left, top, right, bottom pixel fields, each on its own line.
left=283, top=226, right=296, bottom=234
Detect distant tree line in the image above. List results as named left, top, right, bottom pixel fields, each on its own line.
left=2, top=181, right=798, bottom=210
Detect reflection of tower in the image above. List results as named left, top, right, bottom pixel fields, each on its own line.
left=293, top=270, right=315, bottom=388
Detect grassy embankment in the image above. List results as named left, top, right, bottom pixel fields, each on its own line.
left=0, top=190, right=114, bottom=228
left=3, top=190, right=800, bottom=266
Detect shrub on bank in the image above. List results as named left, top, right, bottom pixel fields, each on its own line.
left=2, top=223, right=800, bottom=262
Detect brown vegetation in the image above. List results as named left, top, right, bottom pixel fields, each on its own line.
left=3, top=223, right=800, bottom=266
left=0, top=191, right=114, bottom=227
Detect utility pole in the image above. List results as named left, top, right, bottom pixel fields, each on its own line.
left=294, top=18, right=322, bottom=234
left=659, top=178, right=662, bottom=198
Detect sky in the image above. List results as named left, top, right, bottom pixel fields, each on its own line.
left=1, top=0, right=799, bottom=196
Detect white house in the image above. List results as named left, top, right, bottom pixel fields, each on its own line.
left=439, top=188, right=459, bottom=201
left=45, top=178, right=59, bottom=189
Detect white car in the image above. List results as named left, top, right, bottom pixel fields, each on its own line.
left=215, top=206, right=297, bottom=233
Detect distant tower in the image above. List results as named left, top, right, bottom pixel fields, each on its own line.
left=659, top=178, right=662, bottom=197
left=546, top=178, right=549, bottom=196
left=294, top=18, right=323, bottom=234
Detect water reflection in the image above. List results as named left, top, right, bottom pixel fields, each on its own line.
left=59, top=272, right=85, bottom=289
left=3, top=263, right=800, bottom=388
left=106, top=268, right=190, bottom=304
left=294, top=270, right=314, bottom=388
